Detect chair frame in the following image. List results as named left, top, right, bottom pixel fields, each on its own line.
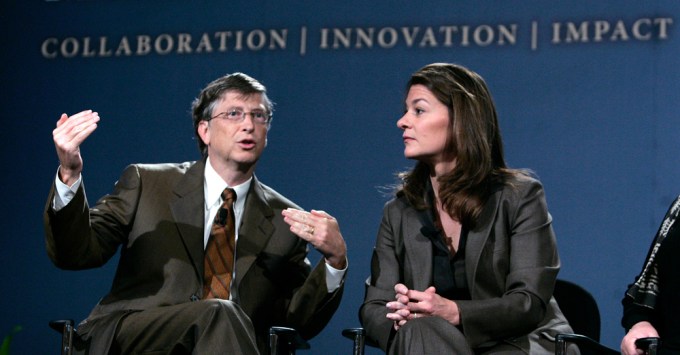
left=341, top=327, right=366, bottom=355
left=636, top=337, right=660, bottom=355
left=51, top=320, right=307, bottom=355
left=49, top=319, right=74, bottom=355
left=555, top=333, right=618, bottom=355
left=269, top=326, right=310, bottom=355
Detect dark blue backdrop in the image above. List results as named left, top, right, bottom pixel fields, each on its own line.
left=1, top=1, right=679, bottom=353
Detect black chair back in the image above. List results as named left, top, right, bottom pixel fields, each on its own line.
left=553, top=279, right=601, bottom=342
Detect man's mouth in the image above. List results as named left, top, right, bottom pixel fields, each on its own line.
left=238, top=139, right=256, bottom=149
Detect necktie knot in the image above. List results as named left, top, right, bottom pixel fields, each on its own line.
left=215, top=188, right=236, bottom=226
left=221, top=187, right=236, bottom=205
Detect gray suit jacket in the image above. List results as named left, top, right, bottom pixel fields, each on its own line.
left=360, top=174, right=572, bottom=354
left=44, top=160, right=343, bottom=353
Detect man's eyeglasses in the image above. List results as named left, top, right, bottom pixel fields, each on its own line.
left=210, top=109, right=272, bottom=125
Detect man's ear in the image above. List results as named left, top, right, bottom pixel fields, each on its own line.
left=197, top=120, right=210, bottom=146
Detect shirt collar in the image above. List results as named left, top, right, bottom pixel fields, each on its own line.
left=204, top=157, right=252, bottom=209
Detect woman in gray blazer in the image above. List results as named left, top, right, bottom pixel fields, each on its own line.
left=360, top=63, right=575, bottom=354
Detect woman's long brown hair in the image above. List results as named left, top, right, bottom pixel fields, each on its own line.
left=397, top=63, right=524, bottom=228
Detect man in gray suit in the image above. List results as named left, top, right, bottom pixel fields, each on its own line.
left=44, top=72, right=347, bottom=354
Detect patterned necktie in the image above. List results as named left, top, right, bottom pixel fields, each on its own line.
left=203, top=188, right=237, bottom=299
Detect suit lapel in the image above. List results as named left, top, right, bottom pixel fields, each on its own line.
left=170, top=160, right=206, bottom=283
left=231, top=177, right=275, bottom=302
left=403, top=206, right=434, bottom=291
left=465, top=188, right=502, bottom=290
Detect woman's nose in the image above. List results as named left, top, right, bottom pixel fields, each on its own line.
left=397, top=114, right=408, bottom=129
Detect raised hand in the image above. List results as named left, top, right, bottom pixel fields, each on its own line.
left=52, top=110, right=100, bottom=186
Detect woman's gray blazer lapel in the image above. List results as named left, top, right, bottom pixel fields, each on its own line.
left=465, top=189, right=502, bottom=296
left=402, top=207, right=433, bottom=291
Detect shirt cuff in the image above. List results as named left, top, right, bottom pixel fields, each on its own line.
left=325, top=259, right=347, bottom=293
left=53, top=168, right=82, bottom=211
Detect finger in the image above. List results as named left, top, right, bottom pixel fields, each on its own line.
left=386, top=301, right=406, bottom=310
left=394, top=283, right=409, bottom=294
left=282, top=209, right=338, bottom=243
left=386, top=312, right=405, bottom=322
left=405, top=288, right=430, bottom=302
left=282, top=209, right=322, bottom=240
left=405, top=297, right=429, bottom=314
left=288, top=208, right=333, bottom=227
left=56, top=110, right=91, bottom=127
left=292, top=220, right=314, bottom=234
left=56, top=113, right=70, bottom=127
left=282, top=208, right=312, bottom=224
left=310, top=209, right=335, bottom=221
left=70, top=120, right=99, bottom=144
left=406, top=303, right=425, bottom=314
left=395, top=309, right=410, bottom=318
left=286, top=221, right=314, bottom=242
left=395, top=294, right=409, bottom=304
left=54, top=110, right=97, bottom=132
left=54, top=111, right=100, bottom=144
left=281, top=209, right=308, bottom=227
